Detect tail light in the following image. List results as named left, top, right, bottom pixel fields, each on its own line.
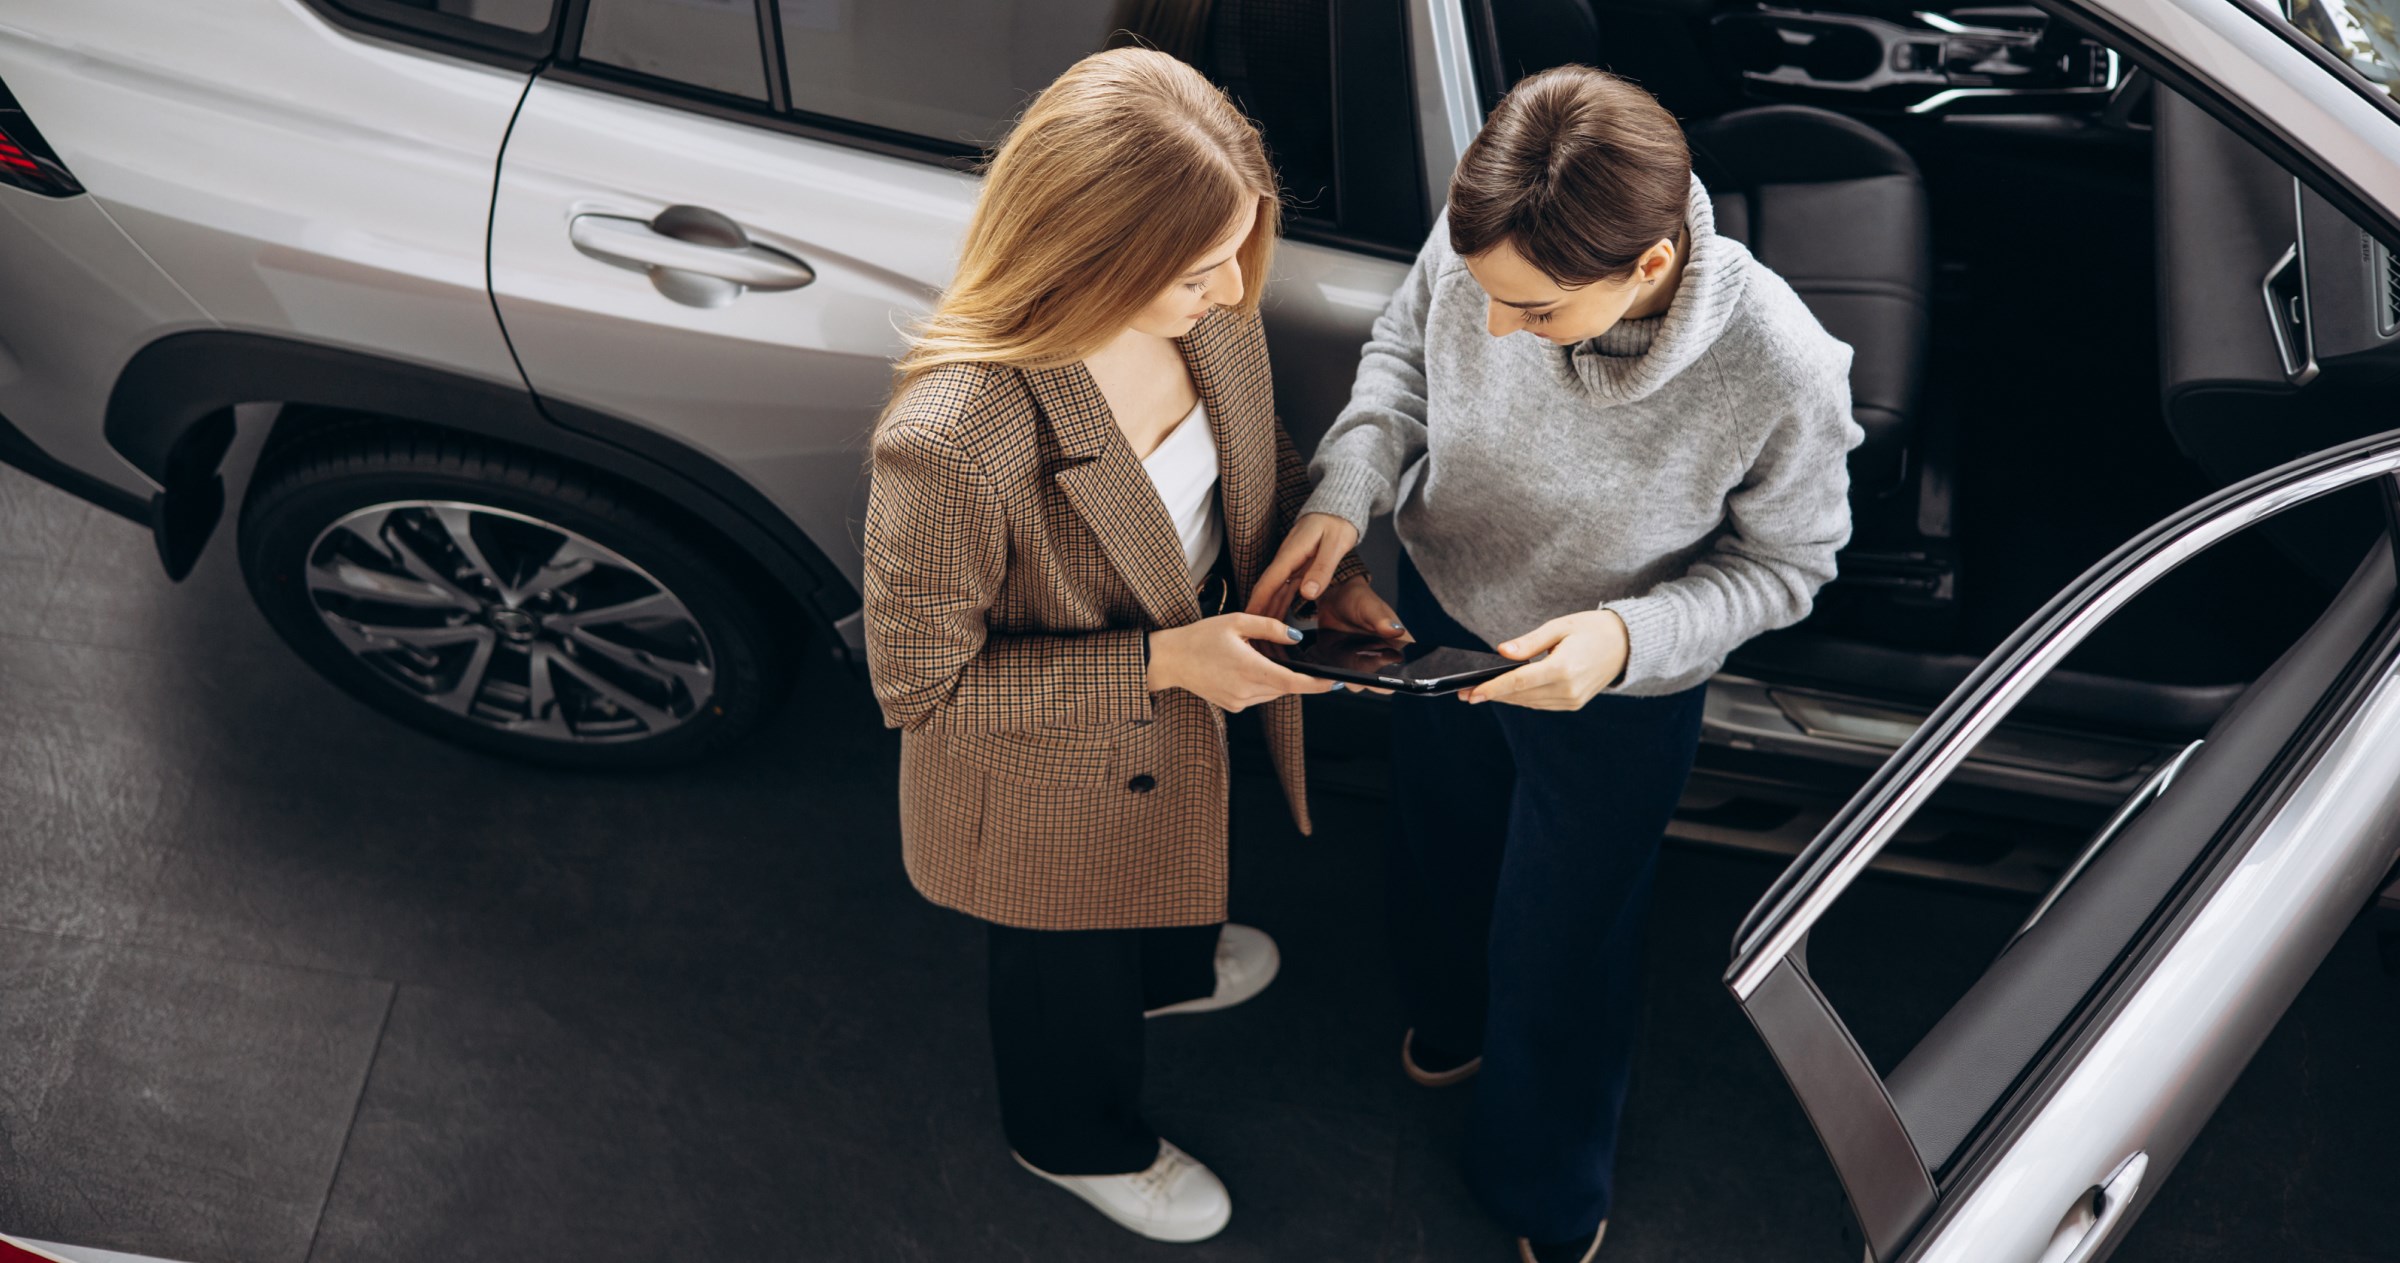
left=0, top=76, right=82, bottom=197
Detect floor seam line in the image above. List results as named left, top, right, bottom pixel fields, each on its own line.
left=302, top=981, right=398, bottom=1263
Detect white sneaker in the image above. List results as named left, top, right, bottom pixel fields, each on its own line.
left=1014, top=1139, right=1233, bottom=1242
left=1144, top=924, right=1281, bottom=1018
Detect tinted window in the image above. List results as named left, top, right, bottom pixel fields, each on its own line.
left=372, top=0, right=553, bottom=32
left=315, top=0, right=560, bottom=55
left=774, top=0, right=1341, bottom=230
left=583, top=0, right=768, bottom=101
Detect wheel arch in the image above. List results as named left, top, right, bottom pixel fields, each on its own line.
left=103, top=330, right=860, bottom=646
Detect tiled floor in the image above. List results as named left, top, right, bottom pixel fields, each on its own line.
left=0, top=461, right=2394, bottom=1262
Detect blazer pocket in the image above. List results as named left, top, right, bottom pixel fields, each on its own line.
left=939, top=724, right=1133, bottom=788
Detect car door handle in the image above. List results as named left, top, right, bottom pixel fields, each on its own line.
left=567, top=205, right=815, bottom=307
left=2040, top=1152, right=2146, bottom=1263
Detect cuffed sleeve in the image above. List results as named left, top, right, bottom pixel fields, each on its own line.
left=863, top=417, right=1155, bottom=733
left=1300, top=219, right=1447, bottom=539
left=1272, top=413, right=1369, bottom=591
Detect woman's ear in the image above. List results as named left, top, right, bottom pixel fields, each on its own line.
left=1637, top=238, right=1676, bottom=284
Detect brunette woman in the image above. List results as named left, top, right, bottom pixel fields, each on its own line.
left=861, top=47, right=1396, bottom=1243
left=1259, top=67, right=1862, bottom=1262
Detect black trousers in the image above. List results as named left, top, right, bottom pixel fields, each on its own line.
left=987, top=921, right=1220, bottom=1175
left=1388, top=555, right=1706, bottom=1240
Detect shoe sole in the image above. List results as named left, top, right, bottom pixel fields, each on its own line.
left=1517, top=1221, right=1606, bottom=1263
left=1013, top=1152, right=1232, bottom=1243
left=1401, top=1028, right=1481, bottom=1088
left=1143, top=937, right=1281, bottom=1018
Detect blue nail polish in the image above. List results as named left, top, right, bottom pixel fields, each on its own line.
left=1284, top=624, right=1305, bottom=642
left=1330, top=682, right=1348, bottom=692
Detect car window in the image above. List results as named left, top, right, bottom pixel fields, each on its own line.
left=2275, top=0, right=2400, bottom=104
left=581, top=0, right=769, bottom=101
left=773, top=0, right=1340, bottom=232
left=370, top=0, right=553, bottom=32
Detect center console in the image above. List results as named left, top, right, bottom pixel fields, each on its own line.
left=1712, top=5, right=2122, bottom=114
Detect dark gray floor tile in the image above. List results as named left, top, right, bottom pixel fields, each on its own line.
left=0, top=555, right=61, bottom=639
left=306, top=969, right=975, bottom=1263
left=0, top=665, right=192, bottom=942
left=129, top=652, right=906, bottom=1000
left=0, top=466, right=98, bottom=565
left=0, top=930, right=112, bottom=1129
left=35, top=508, right=284, bottom=663
left=1377, top=1092, right=1506, bottom=1263
left=0, top=935, right=390, bottom=1263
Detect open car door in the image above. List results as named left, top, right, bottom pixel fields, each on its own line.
left=1722, top=0, right=2400, bottom=1252
left=1727, top=426, right=2400, bottom=1262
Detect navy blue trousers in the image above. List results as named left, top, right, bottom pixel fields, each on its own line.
left=1389, top=556, right=1706, bottom=1241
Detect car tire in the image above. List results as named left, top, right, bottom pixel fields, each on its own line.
left=239, top=428, right=794, bottom=770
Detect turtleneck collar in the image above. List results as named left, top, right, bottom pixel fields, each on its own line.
left=1551, top=173, right=1749, bottom=406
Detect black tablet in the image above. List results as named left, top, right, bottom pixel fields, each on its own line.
left=1266, top=630, right=1536, bottom=696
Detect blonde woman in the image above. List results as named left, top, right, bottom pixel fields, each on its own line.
left=861, top=48, right=1399, bottom=1243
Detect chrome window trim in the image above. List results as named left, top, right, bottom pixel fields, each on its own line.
left=1730, top=430, right=2400, bottom=1002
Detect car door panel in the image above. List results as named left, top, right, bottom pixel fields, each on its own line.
left=1913, top=586, right=2400, bottom=1261
left=1888, top=533, right=2398, bottom=1176
left=490, top=76, right=970, bottom=599
left=1728, top=432, right=2400, bottom=1262
left=492, top=86, right=1412, bottom=615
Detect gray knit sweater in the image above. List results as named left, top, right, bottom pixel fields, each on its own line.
left=1302, top=175, right=1864, bottom=695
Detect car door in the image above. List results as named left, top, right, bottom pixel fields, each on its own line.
left=1727, top=427, right=2400, bottom=1262
left=488, top=0, right=1443, bottom=652
left=1718, top=7, right=2400, bottom=1258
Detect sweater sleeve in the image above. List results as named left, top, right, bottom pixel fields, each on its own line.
left=1601, top=358, right=1864, bottom=692
left=1275, top=416, right=1368, bottom=589
left=863, top=416, right=1153, bottom=734
left=1300, top=221, right=1446, bottom=537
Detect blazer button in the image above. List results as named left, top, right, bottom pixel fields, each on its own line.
left=1127, top=774, right=1157, bottom=794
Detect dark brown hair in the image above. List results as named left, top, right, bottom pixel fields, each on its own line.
left=1448, top=66, right=1690, bottom=287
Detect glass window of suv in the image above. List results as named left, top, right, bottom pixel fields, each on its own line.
left=373, top=0, right=554, bottom=31
left=770, top=0, right=1425, bottom=255
left=310, top=0, right=562, bottom=60
left=580, top=0, right=770, bottom=101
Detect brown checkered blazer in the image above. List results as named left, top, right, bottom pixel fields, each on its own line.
left=863, top=308, right=1362, bottom=930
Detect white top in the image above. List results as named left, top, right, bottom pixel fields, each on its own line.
left=1139, top=397, right=1224, bottom=590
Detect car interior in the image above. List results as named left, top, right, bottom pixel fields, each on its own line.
left=1462, top=0, right=2400, bottom=835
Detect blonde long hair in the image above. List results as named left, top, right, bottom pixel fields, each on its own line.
left=885, top=47, right=1280, bottom=419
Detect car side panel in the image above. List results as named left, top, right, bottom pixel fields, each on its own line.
left=491, top=78, right=1410, bottom=595
left=489, top=78, right=972, bottom=597
left=0, top=0, right=527, bottom=392
left=0, top=180, right=209, bottom=504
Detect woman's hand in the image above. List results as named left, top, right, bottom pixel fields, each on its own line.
left=1459, top=610, right=1630, bottom=710
left=1313, top=575, right=1409, bottom=641
left=1147, top=614, right=1336, bottom=712
left=1247, top=512, right=1360, bottom=619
